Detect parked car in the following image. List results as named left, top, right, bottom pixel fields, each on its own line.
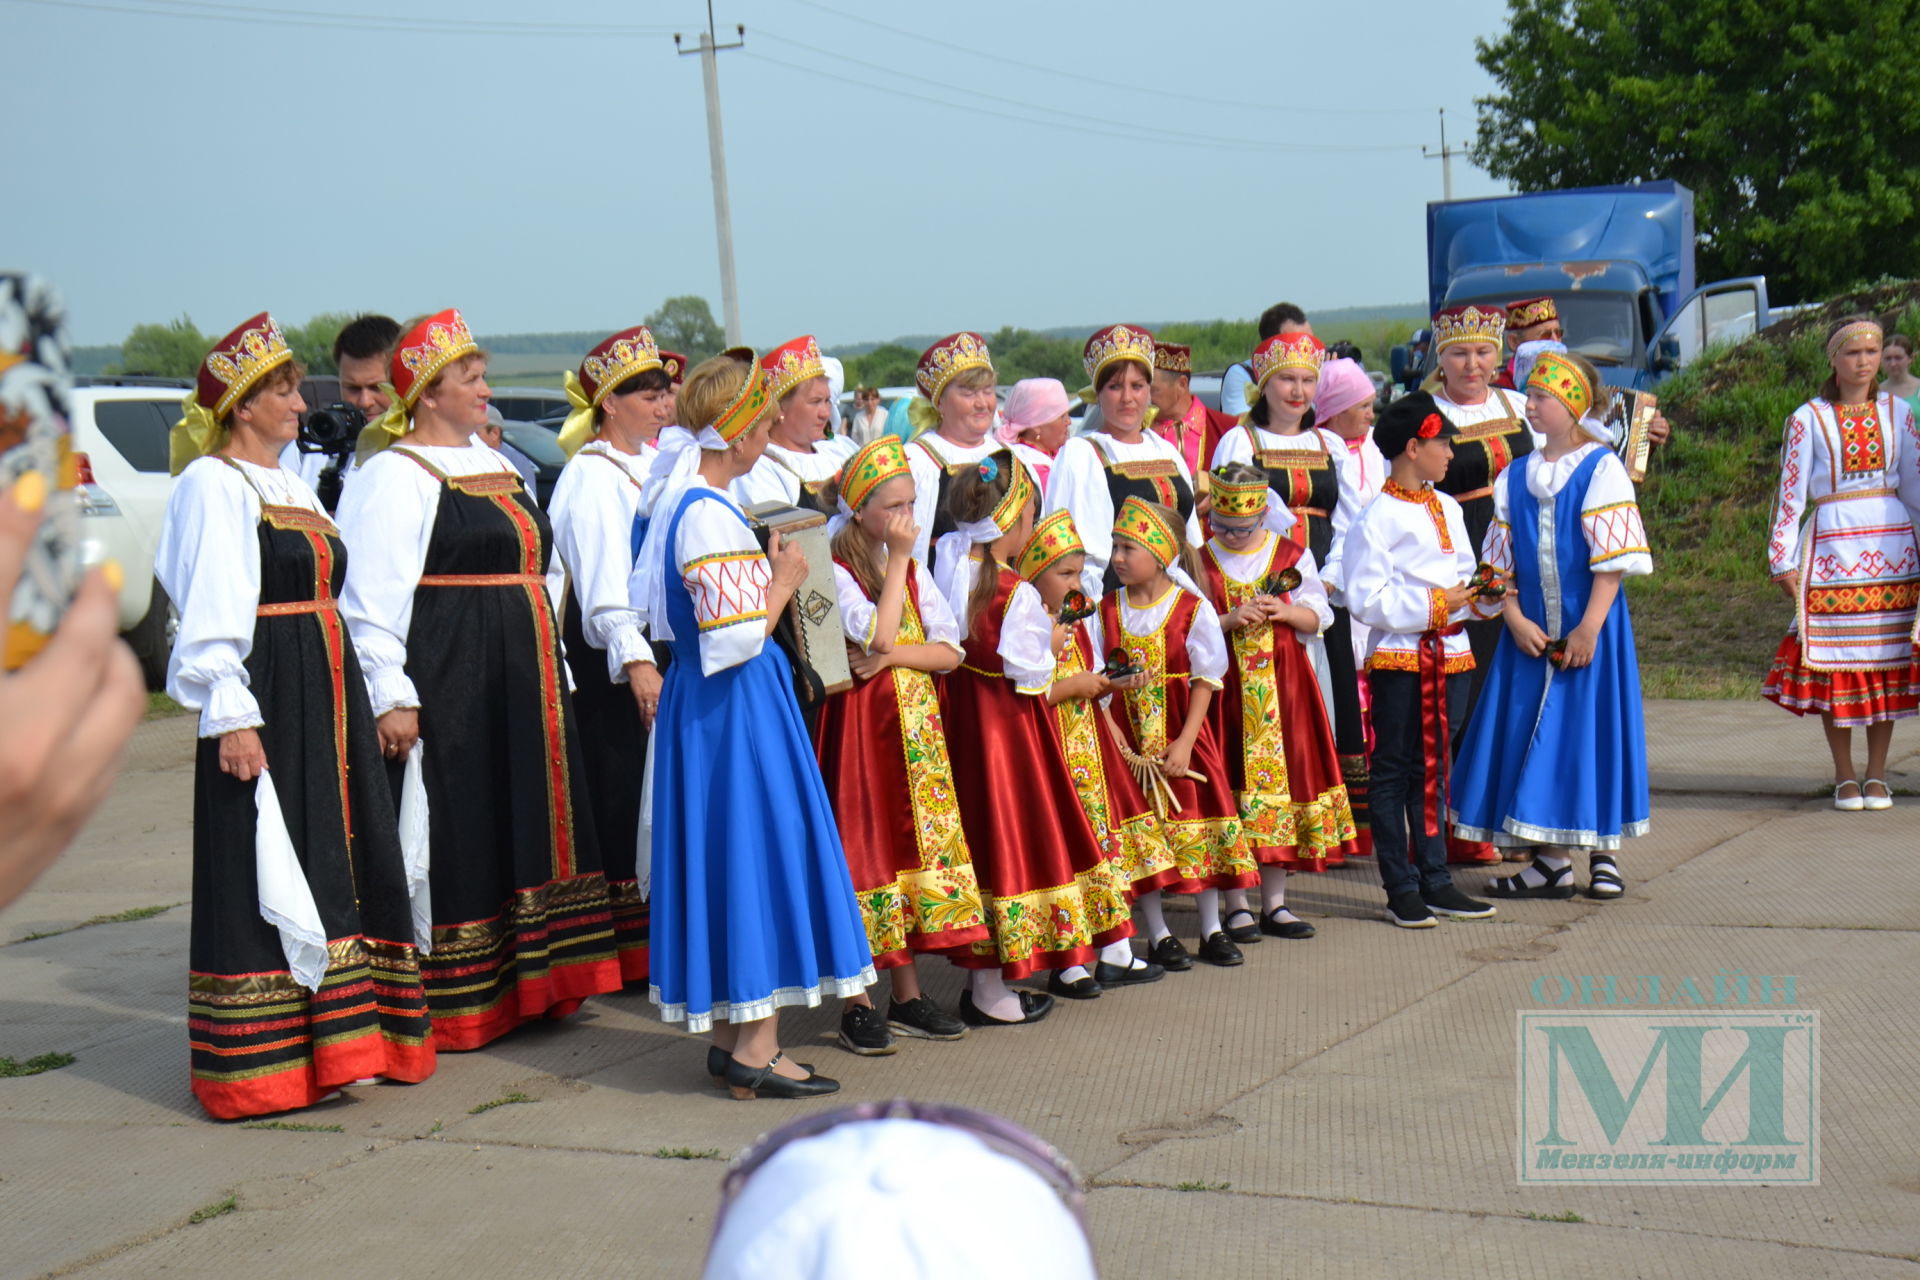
left=499, top=421, right=566, bottom=507
left=490, top=388, right=572, bottom=426
left=69, top=380, right=190, bottom=687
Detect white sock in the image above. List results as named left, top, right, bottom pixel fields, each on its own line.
left=1260, top=866, right=1291, bottom=918
left=969, top=969, right=1022, bottom=1021
left=1507, top=848, right=1572, bottom=888
left=1058, top=964, right=1091, bottom=985
left=1137, top=890, right=1171, bottom=943
left=1224, top=888, right=1252, bottom=917
left=1099, top=939, right=1136, bottom=967
left=1197, top=888, right=1223, bottom=939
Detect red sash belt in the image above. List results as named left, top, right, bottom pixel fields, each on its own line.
left=256, top=598, right=336, bottom=617
left=1418, top=624, right=1464, bottom=836
left=418, top=573, right=545, bottom=587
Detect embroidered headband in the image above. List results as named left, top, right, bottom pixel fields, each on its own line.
left=1016, top=509, right=1085, bottom=581
left=1113, top=495, right=1181, bottom=569
left=838, top=435, right=912, bottom=512
left=1826, top=320, right=1883, bottom=362
left=711, top=354, right=773, bottom=444
left=1526, top=350, right=1593, bottom=421
left=763, top=334, right=827, bottom=403
left=1208, top=468, right=1269, bottom=520
left=989, top=456, right=1036, bottom=533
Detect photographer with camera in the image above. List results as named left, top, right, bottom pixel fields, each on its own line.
left=281, top=315, right=401, bottom=511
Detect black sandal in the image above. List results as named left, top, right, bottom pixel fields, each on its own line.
left=1222, top=908, right=1264, bottom=944
left=1586, top=854, right=1624, bottom=900
left=1486, top=858, right=1576, bottom=899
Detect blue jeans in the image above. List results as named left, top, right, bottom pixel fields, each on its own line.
left=1366, top=669, right=1467, bottom=900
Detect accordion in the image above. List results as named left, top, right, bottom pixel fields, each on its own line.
left=745, top=501, right=853, bottom=695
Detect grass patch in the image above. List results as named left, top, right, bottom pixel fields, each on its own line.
left=1630, top=281, right=1920, bottom=695
left=188, top=1195, right=237, bottom=1224
left=0, top=1051, right=77, bottom=1077
left=652, top=1146, right=722, bottom=1161
left=427, top=1118, right=444, bottom=1135
left=467, top=1090, right=534, bottom=1115
left=146, top=691, right=187, bottom=719
left=12, top=901, right=185, bottom=944
left=238, top=1120, right=344, bottom=1133
left=1522, top=1209, right=1586, bottom=1223
left=1172, top=1180, right=1232, bottom=1192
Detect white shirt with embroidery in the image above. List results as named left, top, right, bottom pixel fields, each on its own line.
left=546, top=440, right=657, bottom=683
left=995, top=577, right=1060, bottom=696
left=674, top=484, right=775, bottom=676
left=1205, top=533, right=1334, bottom=634
left=336, top=438, right=521, bottom=716
left=1432, top=386, right=1544, bottom=451
left=906, top=433, right=1002, bottom=566
left=1481, top=443, right=1653, bottom=587
left=1086, top=583, right=1229, bottom=689
left=731, top=436, right=856, bottom=510
left=158, top=457, right=329, bottom=738
left=833, top=549, right=964, bottom=657
left=1340, top=484, right=1478, bottom=669
left=1046, top=430, right=1205, bottom=600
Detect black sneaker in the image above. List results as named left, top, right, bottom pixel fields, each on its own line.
left=838, top=1003, right=899, bottom=1055
left=1384, top=891, right=1437, bottom=929
left=886, top=995, right=967, bottom=1040
left=1423, top=884, right=1497, bottom=919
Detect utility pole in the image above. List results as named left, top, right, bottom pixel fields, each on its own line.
left=1422, top=107, right=1456, bottom=202
left=675, top=3, right=745, bottom=346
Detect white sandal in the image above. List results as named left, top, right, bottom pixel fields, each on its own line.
left=1862, top=779, right=1894, bottom=811
left=1833, top=781, right=1865, bottom=812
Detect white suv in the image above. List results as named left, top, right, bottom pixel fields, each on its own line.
left=70, top=380, right=185, bottom=686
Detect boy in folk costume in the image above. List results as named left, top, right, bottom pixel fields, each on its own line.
left=1091, top=498, right=1258, bottom=969
left=1339, top=392, right=1498, bottom=929
left=1199, top=465, right=1360, bottom=945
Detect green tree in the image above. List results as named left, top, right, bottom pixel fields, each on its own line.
left=1472, top=0, right=1920, bottom=303
left=644, top=296, right=725, bottom=363
left=286, top=312, right=353, bottom=375
left=118, top=315, right=208, bottom=377
left=842, top=343, right=920, bottom=391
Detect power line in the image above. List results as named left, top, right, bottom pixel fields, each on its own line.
left=745, top=45, right=1409, bottom=155
left=782, top=0, right=1430, bottom=118
left=2, top=0, right=674, bottom=37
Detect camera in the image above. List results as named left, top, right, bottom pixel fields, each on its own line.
left=298, top=403, right=366, bottom=458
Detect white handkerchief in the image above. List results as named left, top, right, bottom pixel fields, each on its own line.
left=635, top=730, right=656, bottom=903
left=399, top=741, right=433, bottom=955
left=254, top=771, right=328, bottom=994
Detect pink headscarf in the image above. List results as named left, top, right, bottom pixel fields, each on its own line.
left=1313, top=358, right=1374, bottom=424
left=995, top=377, right=1072, bottom=447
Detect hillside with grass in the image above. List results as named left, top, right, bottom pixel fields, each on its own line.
left=1629, top=281, right=1920, bottom=697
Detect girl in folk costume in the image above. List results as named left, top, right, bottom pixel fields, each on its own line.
left=629, top=353, right=874, bottom=1099
left=548, top=325, right=674, bottom=983
left=940, top=455, right=1137, bottom=1025
left=1016, top=510, right=1171, bottom=998
left=1200, top=465, right=1359, bottom=943
left=1048, top=325, right=1208, bottom=600
left=161, top=314, right=434, bottom=1117
left=338, top=310, right=620, bottom=1051
left=1091, top=498, right=1259, bottom=971
left=903, top=332, right=1004, bottom=566
left=1763, top=316, right=1920, bottom=811
left=813, top=436, right=988, bottom=1055
left=1314, top=358, right=1386, bottom=854
left=731, top=335, right=854, bottom=515
left=1451, top=351, right=1653, bottom=899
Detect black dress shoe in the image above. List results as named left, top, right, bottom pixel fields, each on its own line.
left=1258, top=910, right=1317, bottom=939
left=1221, top=908, right=1264, bottom=945
left=709, top=1045, right=813, bottom=1083
left=1197, top=931, right=1245, bottom=967
left=723, top=1052, right=840, bottom=1100
left=1047, top=970, right=1102, bottom=1000
left=1147, top=935, right=1193, bottom=972
left=959, top=989, right=1055, bottom=1026
left=1093, top=957, right=1166, bottom=987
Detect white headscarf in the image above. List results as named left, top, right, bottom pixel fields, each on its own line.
left=630, top=421, right=729, bottom=644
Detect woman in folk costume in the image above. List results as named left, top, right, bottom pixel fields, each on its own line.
left=160, top=313, right=433, bottom=1117
left=940, top=454, right=1137, bottom=1024
left=629, top=353, right=875, bottom=1099
left=903, top=331, right=1004, bottom=566
left=1312, top=357, right=1386, bottom=856
left=1047, top=325, right=1208, bottom=600
left=338, top=310, right=619, bottom=1051
left=1015, top=510, right=1171, bottom=998
left=813, top=435, right=987, bottom=1055
left=1763, top=315, right=1920, bottom=811
left=1090, top=498, right=1258, bottom=971
left=731, top=335, right=854, bottom=515
left=996, top=376, right=1076, bottom=493
left=1451, top=351, right=1653, bottom=899
left=1199, top=465, right=1358, bottom=943
left=547, top=325, right=674, bottom=983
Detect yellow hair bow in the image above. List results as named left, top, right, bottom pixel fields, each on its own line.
left=168, top=394, right=228, bottom=477
left=906, top=396, right=941, bottom=438
left=555, top=369, right=598, bottom=457
left=354, top=383, right=410, bottom=464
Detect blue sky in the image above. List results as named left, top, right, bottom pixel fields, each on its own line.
left=3, top=0, right=1515, bottom=347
